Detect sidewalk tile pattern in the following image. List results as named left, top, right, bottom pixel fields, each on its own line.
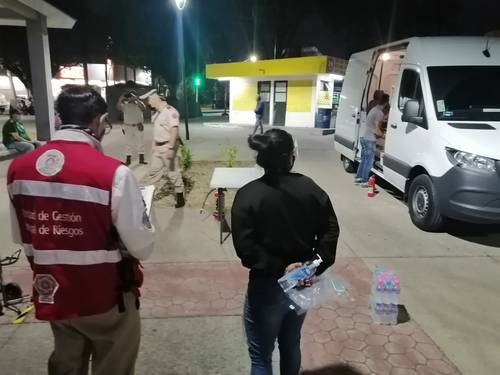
left=1, top=258, right=461, bottom=374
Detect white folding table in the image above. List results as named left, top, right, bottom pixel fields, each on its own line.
left=209, top=167, right=264, bottom=244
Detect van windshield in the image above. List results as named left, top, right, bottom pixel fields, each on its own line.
left=427, top=66, right=500, bottom=121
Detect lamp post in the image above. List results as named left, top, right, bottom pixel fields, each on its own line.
left=175, top=0, right=190, bottom=140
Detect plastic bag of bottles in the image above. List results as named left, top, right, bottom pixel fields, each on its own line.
left=284, top=270, right=349, bottom=315
left=370, top=267, right=401, bottom=325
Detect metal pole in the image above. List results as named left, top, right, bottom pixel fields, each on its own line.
left=83, top=62, right=89, bottom=86
left=104, top=61, right=108, bottom=88
left=177, top=10, right=190, bottom=140
left=378, top=61, right=384, bottom=90
left=6, top=70, right=17, bottom=107
left=222, top=81, right=228, bottom=116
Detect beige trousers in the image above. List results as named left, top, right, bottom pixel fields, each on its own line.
left=48, top=293, right=140, bottom=375
left=144, top=144, right=184, bottom=194
left=124, top=124, right=145, bottom=157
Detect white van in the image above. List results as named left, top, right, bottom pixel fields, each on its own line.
left=334, top=37, right=500, bottom=231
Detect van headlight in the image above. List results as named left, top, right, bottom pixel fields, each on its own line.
left=446, top=148, right=497, bottom=173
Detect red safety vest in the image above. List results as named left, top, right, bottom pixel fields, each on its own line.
left=8, top=140, right=124, bottom=320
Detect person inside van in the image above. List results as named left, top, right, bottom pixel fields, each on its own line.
left=367, top=90, right=384, bottom=114
left=355, top=94, right=390, bottom=187
left=375, top=103, right=390, bottom=152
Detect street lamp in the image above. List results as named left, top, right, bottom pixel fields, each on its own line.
left=175, top=0, right=190, bottom=139
left=175, top=0, right=186, bottom=10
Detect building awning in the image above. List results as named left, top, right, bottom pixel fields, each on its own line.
left=0, top=0, right=75, bottom=29
left=206, top=56, right=347, bottom=80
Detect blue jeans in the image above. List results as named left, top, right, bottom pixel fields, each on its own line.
left=244, top=277, right=307, bottom=375
left=7, top=141, right=36, bottom=154
left=355, top=138, right=376, bottom=182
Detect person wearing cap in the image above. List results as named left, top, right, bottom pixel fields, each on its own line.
left=7, top=85, right=155, bottom=375
left=117, top=90, right=147, bottom=166
left=2, top=107, right=41, bottom=154
left=142, top=90, right=185, bottom=208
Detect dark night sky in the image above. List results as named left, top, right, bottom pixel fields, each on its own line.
left=42, top=0, right=500, bottom=82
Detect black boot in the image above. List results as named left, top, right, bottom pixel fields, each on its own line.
left=175, top=193, right=185, bottom=208
left=125, top=155, right=132, bottom=166
left=139, top=154, right=148, bottom=165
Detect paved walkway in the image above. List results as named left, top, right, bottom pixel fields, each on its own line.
left=2, top=256, right=460, bottom=375
left=0, top=120, right=497, bottom=374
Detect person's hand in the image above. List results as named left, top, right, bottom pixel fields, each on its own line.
left=285, top=262, right=303, bottom=274
left=166, top=147, right=175, bottom=160
left=298, top=276, right=314, bottom=288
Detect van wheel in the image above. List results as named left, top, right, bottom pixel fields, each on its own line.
left=408, top=174, right=444, bottom=231
left=341, top=156, right=356, bottom=173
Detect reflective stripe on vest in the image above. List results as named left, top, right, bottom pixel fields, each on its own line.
left=8, top=180, right=110, bottom=205
left=22, top=244, right=121, bottom=265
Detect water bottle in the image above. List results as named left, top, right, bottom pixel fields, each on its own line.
left=371, top=268, right=400, bottom=325
left=387, top=303, right=398, bottom=325
left=370, top=300, right=385, bottom=324
left=278, top=255, right=323, bottom=293
left=392, top=276, right=401, bottom=305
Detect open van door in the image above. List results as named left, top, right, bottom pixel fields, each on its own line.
left=334, top=49, right=373, bottom=170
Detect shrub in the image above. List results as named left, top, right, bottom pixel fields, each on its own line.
left=222, top=144, right=238, bottom=167
left=180, top=144, right=193, bottom=171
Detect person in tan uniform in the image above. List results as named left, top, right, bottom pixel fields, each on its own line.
left=141, top=90, right=185, bottom=208
left=117, top=91, right=147, bottom=166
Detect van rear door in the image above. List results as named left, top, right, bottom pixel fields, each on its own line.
left=334, top=49, right=372, bottom=159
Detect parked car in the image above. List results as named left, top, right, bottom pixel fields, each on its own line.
left=0, top=94, right=9, bottom=114
left=335, top=36, right=500, bottom=231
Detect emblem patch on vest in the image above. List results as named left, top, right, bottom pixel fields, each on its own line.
left=36, top=149, right=65, bottom=177
left=33, top=274, right=60, bottom=304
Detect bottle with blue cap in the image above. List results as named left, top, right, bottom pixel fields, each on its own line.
left=278, top=255, right=323, bottom=293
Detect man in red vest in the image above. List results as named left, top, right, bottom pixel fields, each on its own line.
left=8, top=85, right=155, bottom=375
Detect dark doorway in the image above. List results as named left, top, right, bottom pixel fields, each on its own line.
left=273, top=81, right=287, bottom=126
left=257, top=81, right=271, bottom=124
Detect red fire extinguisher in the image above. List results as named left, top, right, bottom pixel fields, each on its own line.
left=368, top=175, right=376, bottom=198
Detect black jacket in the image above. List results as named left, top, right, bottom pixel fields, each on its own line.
left=254, top=101, right=264, bottom=116
left=231, top=172, right=339, bottom=279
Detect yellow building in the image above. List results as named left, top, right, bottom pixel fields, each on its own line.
left=206, top=56, right=347, bottom=127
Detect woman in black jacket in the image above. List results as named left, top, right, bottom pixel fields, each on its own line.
left=231, top=129, right=340, bottom=375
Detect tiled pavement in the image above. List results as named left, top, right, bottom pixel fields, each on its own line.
left=1, top=257, right=461, bottom=375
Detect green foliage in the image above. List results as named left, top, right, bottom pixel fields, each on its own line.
left=180, top=144, right=193, bottom=172
left=222, top=144, right=238, bottom=167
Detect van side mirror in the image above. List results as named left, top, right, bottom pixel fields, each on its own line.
left=402, top=100, right=425, bottom=127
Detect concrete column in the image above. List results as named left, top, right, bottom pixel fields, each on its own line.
left=26, top=14, right=54, bottom=141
